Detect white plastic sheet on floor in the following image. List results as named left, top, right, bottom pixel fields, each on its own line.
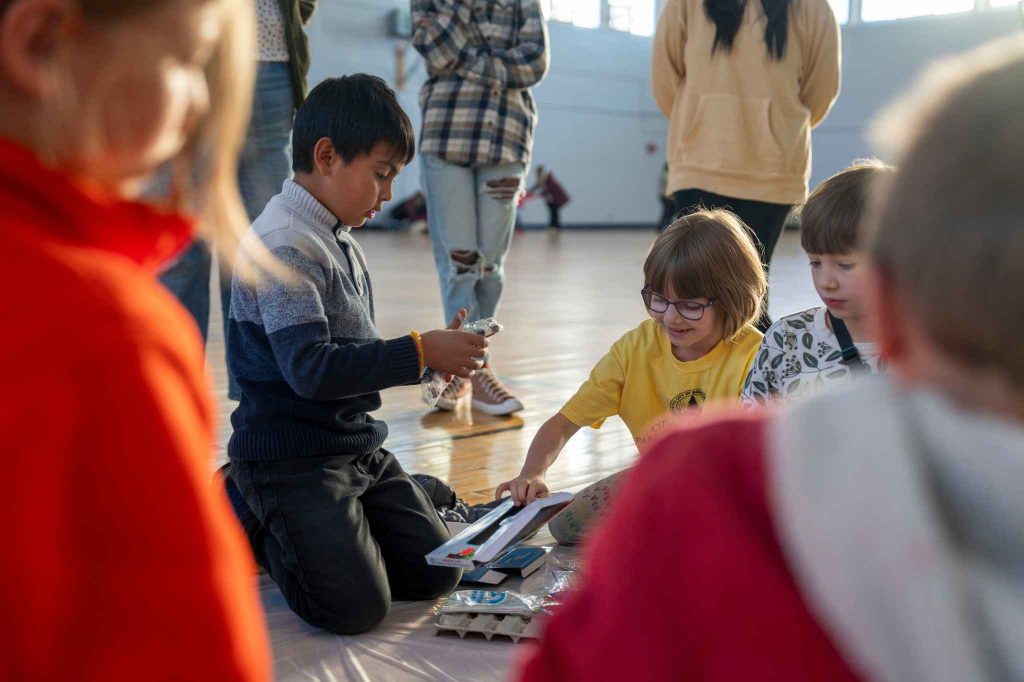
left=264, top=539, right=576, bottom=681
left=263, top=576, right=522, bottom=681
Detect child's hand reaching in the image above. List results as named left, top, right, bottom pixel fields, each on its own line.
left=495, top=473, right=549, bottom=507
left=497, top=414, right=579, bottom=507
left=420, top=308, right=488, bottom=379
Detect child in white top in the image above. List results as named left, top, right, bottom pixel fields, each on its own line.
left=743, top=160, right=893, bottom=405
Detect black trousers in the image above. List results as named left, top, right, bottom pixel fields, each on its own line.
left=229, top=449, right=461, bottom=634
left=547, top=202, right=561, bottom=229
left=673, top=189, right=792, bottom=332
left=658, top=196, right=676, bottom=231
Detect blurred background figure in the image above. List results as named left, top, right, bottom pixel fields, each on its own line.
left=159, top=0, right=317, bottom=400
left=529, top=164, right=571, bottom=229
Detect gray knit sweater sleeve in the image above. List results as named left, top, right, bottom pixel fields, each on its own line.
left=256, top=244, right=419, bottom=400
left=226, top=181, right=420, bottom=460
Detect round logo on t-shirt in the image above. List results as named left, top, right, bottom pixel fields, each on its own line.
left=670, top=389, right=706, bottom=414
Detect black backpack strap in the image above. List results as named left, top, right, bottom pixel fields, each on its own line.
left=828, top=311, right=867, bottom=373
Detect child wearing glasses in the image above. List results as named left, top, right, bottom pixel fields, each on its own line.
left=495, top=210, right=765, bottom=543
left=742, top=160, right=893, bottom=407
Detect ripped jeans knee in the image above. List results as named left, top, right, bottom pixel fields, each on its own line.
left=483, top=176, right=522, bottom=202
left=449, top=249, right=479, bottom=274
left=449, top=249, right=499, bottom=277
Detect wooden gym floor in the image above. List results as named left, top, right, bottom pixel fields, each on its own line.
left=208, top=228, right=819, bottom=505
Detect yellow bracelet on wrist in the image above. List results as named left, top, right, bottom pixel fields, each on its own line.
left=410, top=330, right=425, bottom=375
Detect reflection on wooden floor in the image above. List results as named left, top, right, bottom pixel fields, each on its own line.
left=208, top=228, right=819, bottom=505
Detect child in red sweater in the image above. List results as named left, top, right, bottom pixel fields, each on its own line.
left=518, top=38, right=1024, bottom=682
left=0, top=1, right=268, bottom=679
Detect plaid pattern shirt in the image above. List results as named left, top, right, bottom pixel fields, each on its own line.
left=411, top=0, right=549, bottom=167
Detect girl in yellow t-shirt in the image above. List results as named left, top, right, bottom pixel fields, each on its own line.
left=495, top=210, right=766, bottom=543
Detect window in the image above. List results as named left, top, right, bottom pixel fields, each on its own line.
left=827, top=0, right=849, bottom=24
left=541, top=0, right=602, bottom=28
left=860, top=0, right=975, bottom=22
left=608, top=0, right=656, bottom=35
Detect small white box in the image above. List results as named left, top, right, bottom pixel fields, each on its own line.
left=426, top=492, right=573, bottom=568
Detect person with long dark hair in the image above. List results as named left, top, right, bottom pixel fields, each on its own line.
left=652, top=0, right=840, bottom=330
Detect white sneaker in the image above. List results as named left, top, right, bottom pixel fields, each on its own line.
left=434, top=376, right=470, bottom=411
left=470, top=368, right=524, bottom=416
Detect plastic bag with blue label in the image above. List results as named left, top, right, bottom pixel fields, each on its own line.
left=435, top=590, right=546, bottom=642
left=436, top=590, right=543, bottom=617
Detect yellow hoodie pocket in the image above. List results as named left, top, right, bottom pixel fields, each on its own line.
left=679, top=94, right=784, bottom=177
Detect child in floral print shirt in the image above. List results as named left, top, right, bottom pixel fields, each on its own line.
left=743, top=161, right=892, bottom=405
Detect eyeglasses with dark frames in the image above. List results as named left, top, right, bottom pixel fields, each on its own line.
left=641, top=286, right=714, bottom=321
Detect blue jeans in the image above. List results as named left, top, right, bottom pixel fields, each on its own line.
left=159, top=61, right=294, bottom=399
left=420, top=154, right=526, bottom=324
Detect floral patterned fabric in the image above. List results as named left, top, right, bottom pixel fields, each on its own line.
left=256, top=0, right=289, bottom=62
left=742, top=306, right=882, bottom=405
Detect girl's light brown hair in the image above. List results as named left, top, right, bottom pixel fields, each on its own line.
left=644, top=209, right=766, bottom=341
left=866, top=37, right=1024, bottom=391
left=51, top=0, right=264, bottom=275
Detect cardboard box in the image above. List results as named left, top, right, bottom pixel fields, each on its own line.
left=426, top=493, right=572, bottom=569
left=460, top=546, right=549, bottom=585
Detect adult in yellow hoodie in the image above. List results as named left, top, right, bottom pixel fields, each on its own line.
left=653, top=0, right=840, bottom=330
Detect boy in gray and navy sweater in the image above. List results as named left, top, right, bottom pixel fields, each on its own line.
left=225, top=75, right=487, bottom=635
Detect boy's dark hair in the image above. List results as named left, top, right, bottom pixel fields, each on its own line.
left=292, top=74, right=415, bottom=173
left=799, top=159, right=893, bottom=255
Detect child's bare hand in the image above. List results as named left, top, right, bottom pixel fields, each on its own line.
left=421, top=309, right=487, bottom=378
left=445, top=308, right=467, bottom=331
left=495, top=474, right=549, bottom=506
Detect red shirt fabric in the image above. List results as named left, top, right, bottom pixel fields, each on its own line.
left=516, top=411, right=865, bottom=682
left=0, top=141, right=270, bottom=680
left=541, top=173, right=569, bottom=207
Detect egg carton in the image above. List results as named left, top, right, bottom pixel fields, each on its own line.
left=435, top=612, right=544, bottom=643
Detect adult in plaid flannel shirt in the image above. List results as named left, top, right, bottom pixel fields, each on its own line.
left=412, top=0, right=548, bottom=416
